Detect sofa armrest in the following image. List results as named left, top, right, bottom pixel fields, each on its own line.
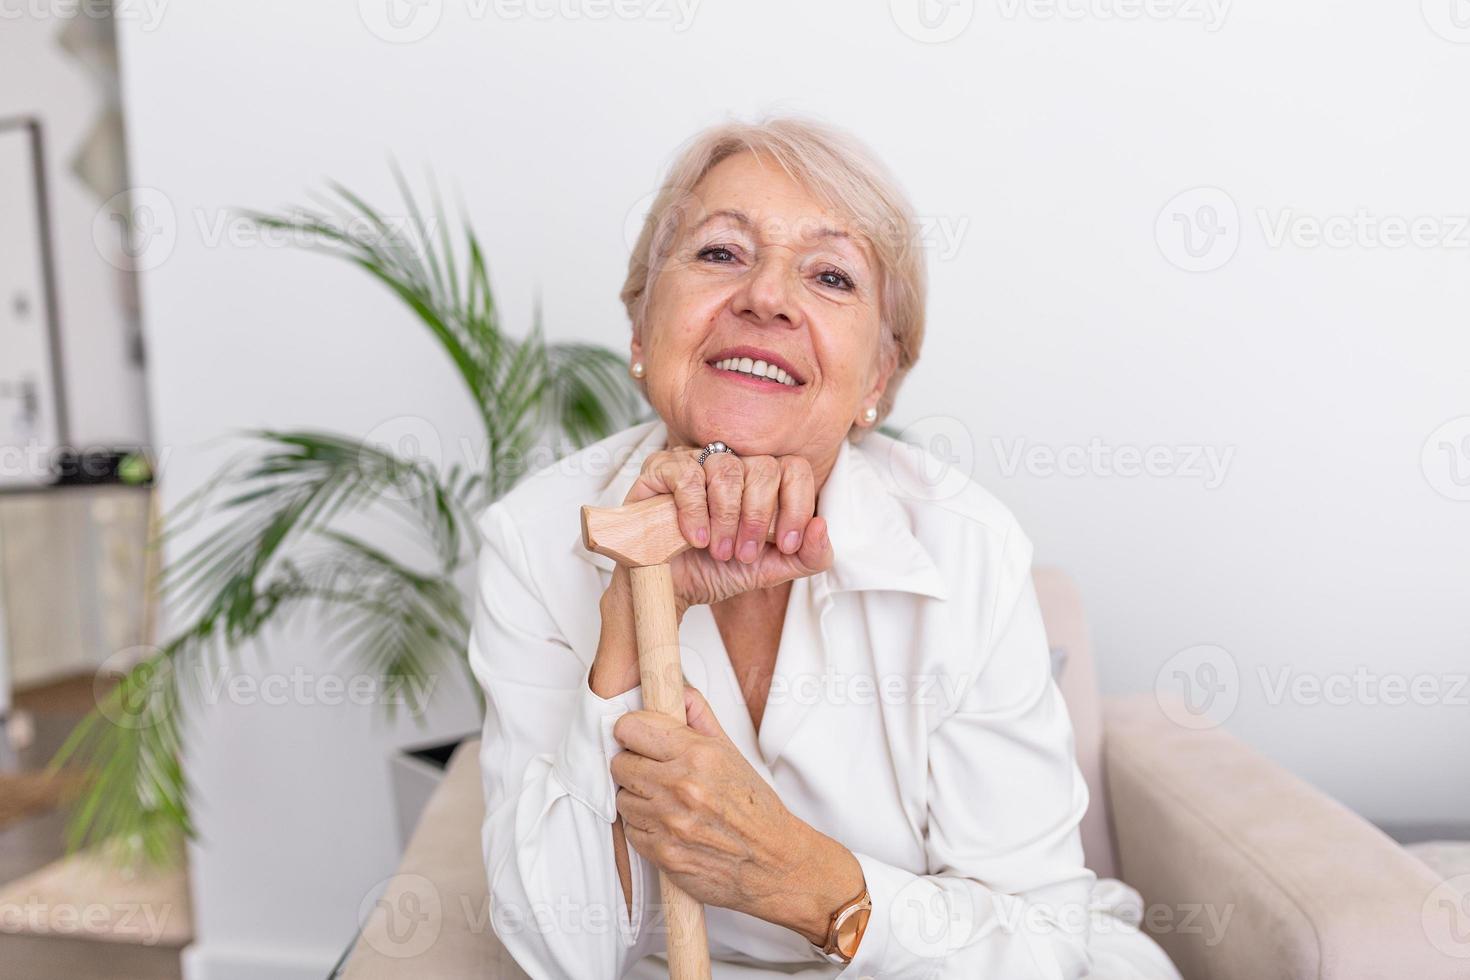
left=1104, top=695, right=1459, bottom=980
left=339, top=739, right=524, bottom=979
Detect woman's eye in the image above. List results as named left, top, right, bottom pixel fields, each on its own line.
left=697, top=246, right=737, bottom=264
left=816, top=268, right=855, bottom=290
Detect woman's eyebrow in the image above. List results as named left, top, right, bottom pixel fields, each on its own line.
left=691, top=208, right=754, bottom=234
left=693, top=209, right=849, bottom=241
left=691, top=208, right=869, bottom=262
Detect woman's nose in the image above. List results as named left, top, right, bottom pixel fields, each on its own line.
left=732, top=255, right=804, bottom=329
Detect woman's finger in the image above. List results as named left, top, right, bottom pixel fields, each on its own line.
left=736, top=456, right=780, bottom=564
left=625, top=450, right=711, bottom=550
left=610, top=749, right=661, bottom=799
left=615, top=787, right=659, bottom=829
left=612, top=710, right=687, bottom=762
left=703, top=452, right=744, bottom=562
left=619, top=808, right=658, bottom=846
left=655, top=453, right=711, bottom=550
left=760, top=515, right=832, bottom=584
left=681, top=684, right=728, bottom=741
left=774, top=455, right=815, bottom=555
left=794, top=515, right=833, bottom=575
left=623, top=450, right=671, bottom=503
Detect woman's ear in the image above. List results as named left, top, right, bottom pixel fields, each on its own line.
left=861, top=342, right=899, bottom=418
left=628, top=330, right=650, bottom=385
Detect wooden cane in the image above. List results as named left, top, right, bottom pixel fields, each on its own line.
left=580, top=495, right=778, bottom=980
left=582, top=495, right=709, bottom=979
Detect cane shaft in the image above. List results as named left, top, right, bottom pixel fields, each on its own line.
left=628, top=563, right=711, bottom=980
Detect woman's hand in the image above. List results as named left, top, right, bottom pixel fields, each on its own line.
left=612, top=684, right=865, bottom=944
left=622, top=446, right=835, bottom=614
left=590, top=446, right=833, bottom=696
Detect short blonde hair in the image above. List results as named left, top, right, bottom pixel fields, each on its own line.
left=621, top=116, right=927, bottom=434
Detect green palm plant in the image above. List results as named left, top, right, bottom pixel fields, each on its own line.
left=53, top=172, right=647, bottom=865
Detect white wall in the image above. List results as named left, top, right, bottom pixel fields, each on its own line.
left=0, top=10, right=150, bottom=454
left=116, top=2, right=1470, bottom=976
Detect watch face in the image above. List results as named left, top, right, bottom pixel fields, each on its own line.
left=836, top=905, right=871, bottom=958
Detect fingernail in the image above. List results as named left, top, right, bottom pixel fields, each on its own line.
left=717, top=537, right=734, bottom=561
left=695, top=526, right=709, bottom=546
left=783, top=530, right=800, bottom=553
left=738, top=539, right=757, bottom=563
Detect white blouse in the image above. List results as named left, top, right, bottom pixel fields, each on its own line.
left=469, top=419, right=1179, bottom=980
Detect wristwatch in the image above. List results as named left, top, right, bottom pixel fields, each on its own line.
left=811, top=885, right=872, bottom=964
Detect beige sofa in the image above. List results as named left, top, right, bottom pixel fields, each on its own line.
left=341, top=569, right=1464, bottom=979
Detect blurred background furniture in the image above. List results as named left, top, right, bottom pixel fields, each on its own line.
left=337, top=568, right=1468, bottom=979
left=0, top=482, right=154, bottom=704
left=0, top=481, right=176, bottom=979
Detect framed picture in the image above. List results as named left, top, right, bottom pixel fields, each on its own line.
left=0, top=117, right=67, bottom=488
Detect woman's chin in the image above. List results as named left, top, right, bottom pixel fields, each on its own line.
left=679, top=402, right=805, bottom=454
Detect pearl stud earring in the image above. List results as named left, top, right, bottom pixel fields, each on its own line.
left=630, top=360, right=645, bottom=379
left=862, top=406, right=877, bottom=424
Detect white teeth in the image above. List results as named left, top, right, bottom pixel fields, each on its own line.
left=713, top=356, right=798, bottom=386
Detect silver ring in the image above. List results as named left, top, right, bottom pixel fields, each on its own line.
left=697, top=441, right=735, bottom=466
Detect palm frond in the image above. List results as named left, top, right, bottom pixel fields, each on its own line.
left=544, top=341, right=649, bottom=450
left=300, top=529, right=474, bottom=716
left=60, top=169, right=644, bottom=866
left=160, top=430, right=470, bottom=620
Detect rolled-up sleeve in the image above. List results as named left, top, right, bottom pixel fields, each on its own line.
left=838, top=527, right=1095, bottom=980
left=468, top=502, right=663, bottom=979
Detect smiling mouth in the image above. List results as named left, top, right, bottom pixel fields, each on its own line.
left=708, top=356, right=801, bottom=387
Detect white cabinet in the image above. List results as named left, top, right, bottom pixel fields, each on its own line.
left=0, top=486, right=153, bottom=696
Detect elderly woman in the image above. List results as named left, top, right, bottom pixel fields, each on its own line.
left=468, top=118, right=1181, bottom=979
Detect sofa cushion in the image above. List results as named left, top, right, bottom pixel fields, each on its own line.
left=1033, top=566, right=1116, bottom=879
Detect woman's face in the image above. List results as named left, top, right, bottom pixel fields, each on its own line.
left=632, top=151, right=894, bottom=485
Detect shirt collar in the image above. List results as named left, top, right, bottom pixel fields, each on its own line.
left=566, top=419, right=950, bottom=601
